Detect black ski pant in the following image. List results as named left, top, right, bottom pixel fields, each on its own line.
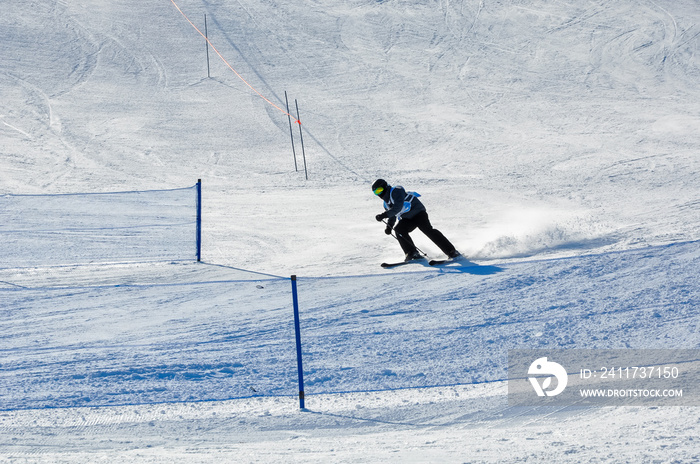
left=394, top=211, right=456, bottom=256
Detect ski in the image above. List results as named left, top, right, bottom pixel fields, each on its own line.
left=429, top=255, right=465, bottom=266
left=381, top=257, right=428, bottom=268
left=381, top=261, right=418, bottom=268
left=382, top=255, right=463, bottom=268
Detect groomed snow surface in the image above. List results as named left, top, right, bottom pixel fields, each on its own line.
left=1, top=0, right=699, bottom=462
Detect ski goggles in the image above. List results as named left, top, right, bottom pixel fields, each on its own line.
left=373, top=186, right=385, bottom=196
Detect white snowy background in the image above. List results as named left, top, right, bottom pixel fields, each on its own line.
left=1, top=0, right=699, bottom=462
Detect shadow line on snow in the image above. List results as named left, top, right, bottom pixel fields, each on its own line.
left=302, top=408, right=429, bottom=428
left=432, top=259, right=504, bottom=275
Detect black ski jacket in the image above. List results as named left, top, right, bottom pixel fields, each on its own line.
left=381, top=185, right=426, bottom=227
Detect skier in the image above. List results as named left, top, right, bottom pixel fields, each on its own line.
left=372, top=179, right=461, bottom=262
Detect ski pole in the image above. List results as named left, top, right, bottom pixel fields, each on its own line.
left=381, top=219, right=427, bottom=257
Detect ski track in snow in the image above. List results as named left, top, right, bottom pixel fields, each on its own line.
left=0, top=0, right=699, bottom=462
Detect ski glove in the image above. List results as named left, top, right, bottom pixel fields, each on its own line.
left=384, top=225, right=392, bottom=235
left=375, top=212, right=387, bottom=222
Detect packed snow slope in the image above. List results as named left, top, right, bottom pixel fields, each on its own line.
left=1, top=0, right=699, bottom=462
left=2, top=0, right=698, bottom=275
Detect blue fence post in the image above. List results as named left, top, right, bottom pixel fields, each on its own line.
left=196, top=179, right=202, bottom=262
left=291, top=275, right=305, bottom=409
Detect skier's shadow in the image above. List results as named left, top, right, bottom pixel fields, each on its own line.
left=432, top=259, right=503, bottom=275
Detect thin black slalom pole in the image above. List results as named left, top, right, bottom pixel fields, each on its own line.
left=285, top=91, right=298, bottom=172
left=204, top=15, right=211, bottom=78
left=196, top=179, right=202, bottom=261
left=290, top=275, right=305, bottom=409
left=295, top=99, right=308, bottom=180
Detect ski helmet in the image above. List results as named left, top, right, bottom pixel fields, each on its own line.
left=372, top=179, right=388, bottom=196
